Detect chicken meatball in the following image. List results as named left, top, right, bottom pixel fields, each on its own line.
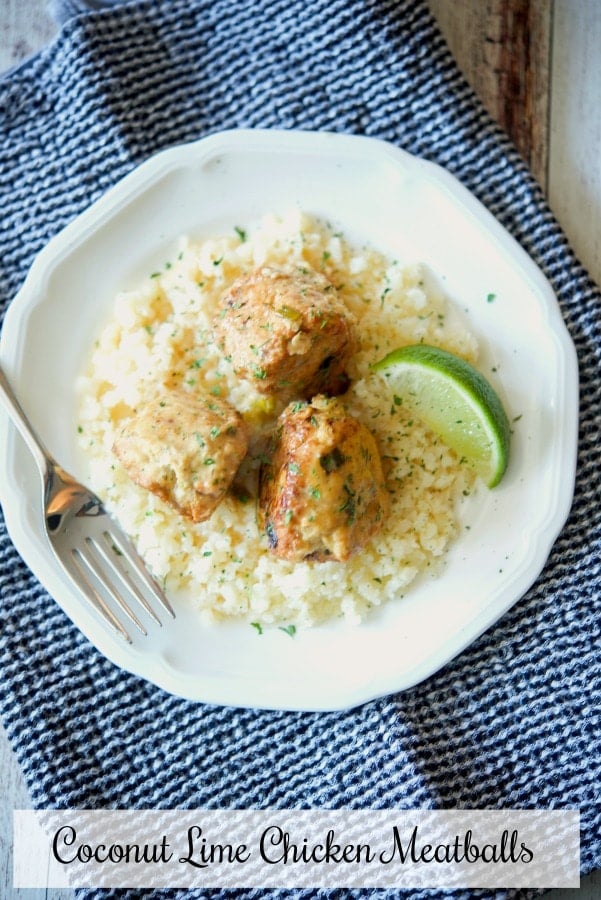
left=259, top=396, right=388, bottom=562
left=113, top=389, right=248, bottom=523
left=213, top=266, right=356, bottom=400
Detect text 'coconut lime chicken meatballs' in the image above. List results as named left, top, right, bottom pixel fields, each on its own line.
left=259, top=396, right=389, bottom=562
left=113, top=389, right=249, bottom=523
left=213, top=265, right=357, bottom=400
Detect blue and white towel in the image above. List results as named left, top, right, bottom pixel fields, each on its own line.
left=0, top=1, right=599, bottom=898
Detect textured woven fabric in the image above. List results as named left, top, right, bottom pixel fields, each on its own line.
left=0, top=1, right=599, bottom=898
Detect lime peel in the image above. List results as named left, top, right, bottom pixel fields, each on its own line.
left=372, top=344, right=511, bottom=488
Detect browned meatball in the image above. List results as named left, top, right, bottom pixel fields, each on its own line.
left=258, top=396, right=388, bottom=562
left=213, top=266, right=356, bottom=400
left=113, top=389, right=248, bottom=523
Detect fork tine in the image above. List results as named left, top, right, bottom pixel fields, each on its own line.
left=102, top=529, right=175, bottom=619
left=74, top=542, right=148, bottom=636
left=89, top=534, right=162, bottom=626
left=0, top=362, right=176, bottom=641
left=68, top=549, right=133, bottom=643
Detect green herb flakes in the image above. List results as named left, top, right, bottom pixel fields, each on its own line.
left=279, top=624, right=296, bottom=638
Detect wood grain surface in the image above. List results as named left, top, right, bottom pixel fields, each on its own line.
left=429, top=0, right=601, bottom=283
left=548, top=0, right=601, bottom=285
left=1, top=1, right=599, bottom=897
left=428, top=0, right=552, bottom=188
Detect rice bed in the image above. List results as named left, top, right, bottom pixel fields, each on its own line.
left=76, top=210, right=477, bottom=627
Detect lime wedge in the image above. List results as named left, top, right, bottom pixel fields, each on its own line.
left=372, top=344, right=511, bottom=488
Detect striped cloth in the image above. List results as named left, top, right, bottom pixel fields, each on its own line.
left=0, top=1, right=599, bottom=898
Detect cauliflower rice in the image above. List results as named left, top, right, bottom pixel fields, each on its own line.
left=76, top=209, right=478, bottom=627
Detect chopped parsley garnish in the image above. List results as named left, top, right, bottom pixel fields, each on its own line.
left=279, top=624, right=296, bottom=638
left=380, top=287, right=391, bottom=306
left=338, top=482, right=357, bottom=522
left=232, top=485, right=251, bottom=504
left=320, top=447, right=346, bottom=473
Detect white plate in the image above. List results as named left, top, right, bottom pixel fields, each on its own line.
left=0, top=129, right=579, bottom=710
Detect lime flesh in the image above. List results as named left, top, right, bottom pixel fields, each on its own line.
left=372, top=344, right=511, bottom=488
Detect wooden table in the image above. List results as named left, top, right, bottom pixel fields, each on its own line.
left=1, top=2, right=599, bottom=897
left=429, top=0, right=601, bottom=287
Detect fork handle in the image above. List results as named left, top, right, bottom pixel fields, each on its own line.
left=0, top=362, right=53, bottom=479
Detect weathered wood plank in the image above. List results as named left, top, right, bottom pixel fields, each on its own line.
left=0, top=732, right=74, bottom=898
left=548, top=0, right=601, bottom=283
left=428, top=0, right=552, bottom=189
left=0, top=0, right=57, bottom=72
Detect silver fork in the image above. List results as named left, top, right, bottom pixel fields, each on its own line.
left=0, top=363, right=175, bottom=643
